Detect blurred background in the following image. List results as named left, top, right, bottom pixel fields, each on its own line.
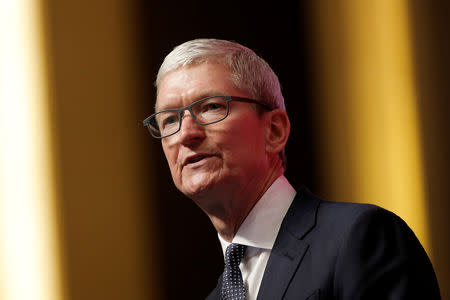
left=0, top=0, right=448, bottom=299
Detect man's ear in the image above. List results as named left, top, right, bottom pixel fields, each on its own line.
left=265, top=109, right=290, bottom=154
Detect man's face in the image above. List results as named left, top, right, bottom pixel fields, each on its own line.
left=157, top=62, right=270, bottom=206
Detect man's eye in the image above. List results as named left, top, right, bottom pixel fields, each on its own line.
left=161, top=115, right=178, bottom=126
left=204, top=102, right=225, bottom=111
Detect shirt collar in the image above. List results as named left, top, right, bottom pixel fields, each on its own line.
left=218, top=175, right=296, bottom=255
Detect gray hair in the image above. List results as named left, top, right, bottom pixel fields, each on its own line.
left=155, top=38, right=287, bottom=169
left=156, top=38, right=285, bottom=111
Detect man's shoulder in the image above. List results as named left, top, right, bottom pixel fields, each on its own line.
left=293, top=187, right=413, bottom=241
left=296, top=187, right=399, bottom=223
left=268, top=187, right=440, bottom=299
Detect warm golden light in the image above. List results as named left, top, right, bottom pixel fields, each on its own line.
left=309, top=0, right=430, bottom=253
left=0, top=0, right=63, bottom=299
left=346, top=0, right=429, bottom=249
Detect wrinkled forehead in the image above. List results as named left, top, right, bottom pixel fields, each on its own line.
left=157, top=56, right=228, bottom=91
left=155, top=62, right=236, bottom=111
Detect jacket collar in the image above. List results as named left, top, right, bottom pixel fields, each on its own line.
left=256, top=187, right=320, bottom=300
left=206, top=188, right=321, bottom=300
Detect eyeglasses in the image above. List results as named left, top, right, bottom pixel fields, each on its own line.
left=143, top=95, right=272, bottom=139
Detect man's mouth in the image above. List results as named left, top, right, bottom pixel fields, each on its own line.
left=184, top=154, right=215, bottom=166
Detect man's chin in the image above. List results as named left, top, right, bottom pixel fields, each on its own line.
left=181, top=180, right=213, bottom=199
left=179, top=171, right=217, bottom=196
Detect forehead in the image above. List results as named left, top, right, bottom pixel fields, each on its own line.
left=156, top=63, right=245, bottom=111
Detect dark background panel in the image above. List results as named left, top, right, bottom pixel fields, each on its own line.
left=136, top=1, right=317, bottom=298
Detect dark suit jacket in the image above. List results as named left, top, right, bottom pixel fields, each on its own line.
left=207, top=188, right=440, bottom=299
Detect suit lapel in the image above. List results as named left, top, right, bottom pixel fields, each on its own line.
left=256, top=189, right=320, bottom=300
left=256, top=233, right=309, bottom=299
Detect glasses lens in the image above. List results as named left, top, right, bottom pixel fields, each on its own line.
left=148, top=111, right=180, bottom=138
left=192, top=96, right=228, bottom=124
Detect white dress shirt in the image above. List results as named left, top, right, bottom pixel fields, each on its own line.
left=218, top=175, right=296, bottom=300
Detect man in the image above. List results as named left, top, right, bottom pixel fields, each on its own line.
left=143, top=39, right=440, bottom=299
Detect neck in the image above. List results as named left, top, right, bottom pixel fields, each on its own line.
left=200, top=159, right=284, bottom=242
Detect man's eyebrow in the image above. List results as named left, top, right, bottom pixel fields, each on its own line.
left=193, top=90, right=226, bottom=101
left=155, top=90, right=226, bottom=112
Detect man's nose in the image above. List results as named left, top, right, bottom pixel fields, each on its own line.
left=178, top=110, right=205, bottom=146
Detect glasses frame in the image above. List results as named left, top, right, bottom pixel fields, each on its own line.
left=143, top=95, right=273, bottom=139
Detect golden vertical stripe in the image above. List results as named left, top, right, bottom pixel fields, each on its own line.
left=40, top=0, right=158, bottom=298
left=308, top=0, right=430, bottom=253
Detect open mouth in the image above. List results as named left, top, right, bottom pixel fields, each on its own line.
left=188, top=155, right=207, bottom=164
left=184, top=154, right=215, bottom=166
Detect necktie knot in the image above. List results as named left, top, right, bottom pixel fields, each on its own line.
left=225, top=243, right=246, bottom=269
left=222, top=243, right=247, bottom=300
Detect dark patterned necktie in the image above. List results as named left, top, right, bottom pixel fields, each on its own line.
left=221, top=243, right=247, bottom=300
